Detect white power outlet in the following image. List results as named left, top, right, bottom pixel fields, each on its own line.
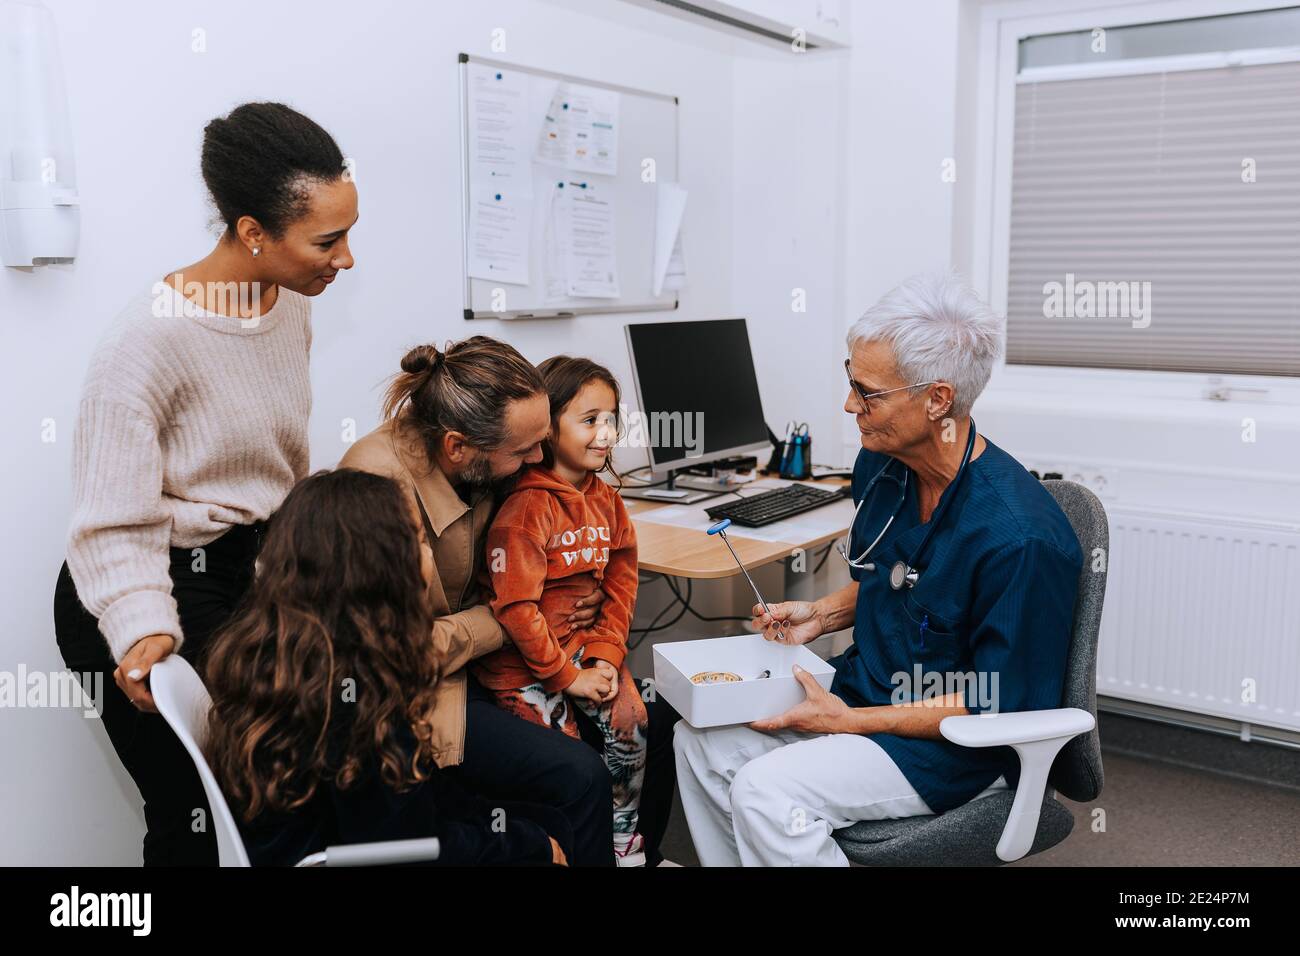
left=1087, top=467, right=1117, bottom=500
left=1022, top=460, right=1116, bottom=501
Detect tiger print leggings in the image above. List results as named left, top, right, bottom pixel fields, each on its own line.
left=490, top=648, right=649, bottom=854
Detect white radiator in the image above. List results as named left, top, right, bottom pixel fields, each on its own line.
left=1100, top=508, right=1300, bottom=734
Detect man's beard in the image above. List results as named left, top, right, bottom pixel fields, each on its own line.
left=459, top=456, right=519, bottom=499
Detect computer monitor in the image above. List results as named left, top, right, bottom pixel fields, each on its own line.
left=623, top=318, right=771, bottom=499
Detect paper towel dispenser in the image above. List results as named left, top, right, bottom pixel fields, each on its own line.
left=0, top=0, right=80, bottom=267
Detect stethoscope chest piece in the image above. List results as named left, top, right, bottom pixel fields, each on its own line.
left=889, top=560, right=918, bottom=590
left=842, top=420, right=978, bottom=592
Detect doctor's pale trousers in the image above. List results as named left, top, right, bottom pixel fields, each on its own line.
left=674, top=721, right=1009, bottom=866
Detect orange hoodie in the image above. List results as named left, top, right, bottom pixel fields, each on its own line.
left=473, top=465, right=638, bottom=693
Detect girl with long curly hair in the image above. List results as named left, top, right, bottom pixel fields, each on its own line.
left=204, top=468, right=568, bottom=866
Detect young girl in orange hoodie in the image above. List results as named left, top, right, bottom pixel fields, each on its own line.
left=474, top=356, right=649, bottom=866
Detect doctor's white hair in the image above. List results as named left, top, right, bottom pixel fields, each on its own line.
left=846, top=272, right=1004, bottom=420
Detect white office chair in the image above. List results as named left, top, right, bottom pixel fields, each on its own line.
left=150, top=655, right=441, bottom=867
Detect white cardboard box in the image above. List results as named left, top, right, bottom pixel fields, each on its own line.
left=653, top=634, right=836, bottom=728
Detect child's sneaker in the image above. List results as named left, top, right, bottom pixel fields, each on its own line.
left=614, top=832, right=646, bottom=867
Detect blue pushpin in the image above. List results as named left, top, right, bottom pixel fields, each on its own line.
left=707, top=519, right=789, bottom=639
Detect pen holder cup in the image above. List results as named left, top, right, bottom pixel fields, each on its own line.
left=780, top=433, right=812, bottom=480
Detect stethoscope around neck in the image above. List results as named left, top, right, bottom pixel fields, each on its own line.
left=835, top=420, right=977, bottom=590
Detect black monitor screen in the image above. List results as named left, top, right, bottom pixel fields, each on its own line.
left=625, top=318, right=769, bottom=469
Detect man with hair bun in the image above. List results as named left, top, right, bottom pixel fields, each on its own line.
left=341, top=335, right=681, bottom=867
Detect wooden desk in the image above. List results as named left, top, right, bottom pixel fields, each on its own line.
left=626, top=478, right=851, bottom=579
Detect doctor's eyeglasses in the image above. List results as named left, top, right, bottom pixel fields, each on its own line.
left=843, top=359, right=938, bottom=415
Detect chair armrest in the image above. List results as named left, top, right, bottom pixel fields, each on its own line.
left=939, top=707, right=1095, bottom=863
left=294, top=837, right=441, bottom=868
left=939, top=707, right=1095, bottom=748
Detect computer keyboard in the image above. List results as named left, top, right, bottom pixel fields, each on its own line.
left=704, top=483, right=846, bottom=528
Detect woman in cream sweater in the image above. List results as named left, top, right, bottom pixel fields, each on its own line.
left=53, top=102, right=356, bottom=865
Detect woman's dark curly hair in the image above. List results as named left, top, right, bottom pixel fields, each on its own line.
left=201, top=101, right=347, bottom=239
left=204, top=469, right=437, bottom=822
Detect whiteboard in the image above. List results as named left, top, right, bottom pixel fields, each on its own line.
left=459, top=54, right=680, bottom=320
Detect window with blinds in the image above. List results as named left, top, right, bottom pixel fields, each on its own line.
left=1006, top=59, right=1300, bottom=376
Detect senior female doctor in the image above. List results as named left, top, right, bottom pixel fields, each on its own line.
left=673, top=272, right=1085, bottom=867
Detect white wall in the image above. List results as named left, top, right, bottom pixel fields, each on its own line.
left=837, top=0, right=965, bottom=459
left=0, top=0, right=835, bottom=866
left=731, top=43, right=851, bottom=466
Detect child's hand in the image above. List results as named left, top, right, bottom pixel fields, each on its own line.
left=591, top=660, right=618, bottom=703
left=566, top=666, right=613, bottom=702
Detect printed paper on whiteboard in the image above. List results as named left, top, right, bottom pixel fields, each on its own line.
left=653, top=182, right=687, bottom=295
left=541, top=179, right=569, bottom=304
left=536, top=82, right=620, bottom=176
left=467, top=63, right=533, bottom=194
left=467, top=186, right=531, bottom=286
left=556, top=182, right=620, bottom=298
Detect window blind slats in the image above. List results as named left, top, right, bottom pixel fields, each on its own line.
left=1007, top=59, right=1300, bottom=375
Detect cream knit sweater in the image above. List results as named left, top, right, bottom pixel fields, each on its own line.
left=66, top=281, right=312, bottom=663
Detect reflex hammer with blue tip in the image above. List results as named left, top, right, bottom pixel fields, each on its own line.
left=707, top=518, right=790, bottom=641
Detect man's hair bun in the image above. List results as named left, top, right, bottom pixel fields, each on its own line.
left=400, top=344, right=441, bottom=375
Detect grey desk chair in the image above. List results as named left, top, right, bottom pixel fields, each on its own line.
left=832, top=479, right=1108, bottom=865
left=151, top=655, right=441, bottom=867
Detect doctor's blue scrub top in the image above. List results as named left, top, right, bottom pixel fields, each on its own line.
left=827, top=437, right=1083, bottom=813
